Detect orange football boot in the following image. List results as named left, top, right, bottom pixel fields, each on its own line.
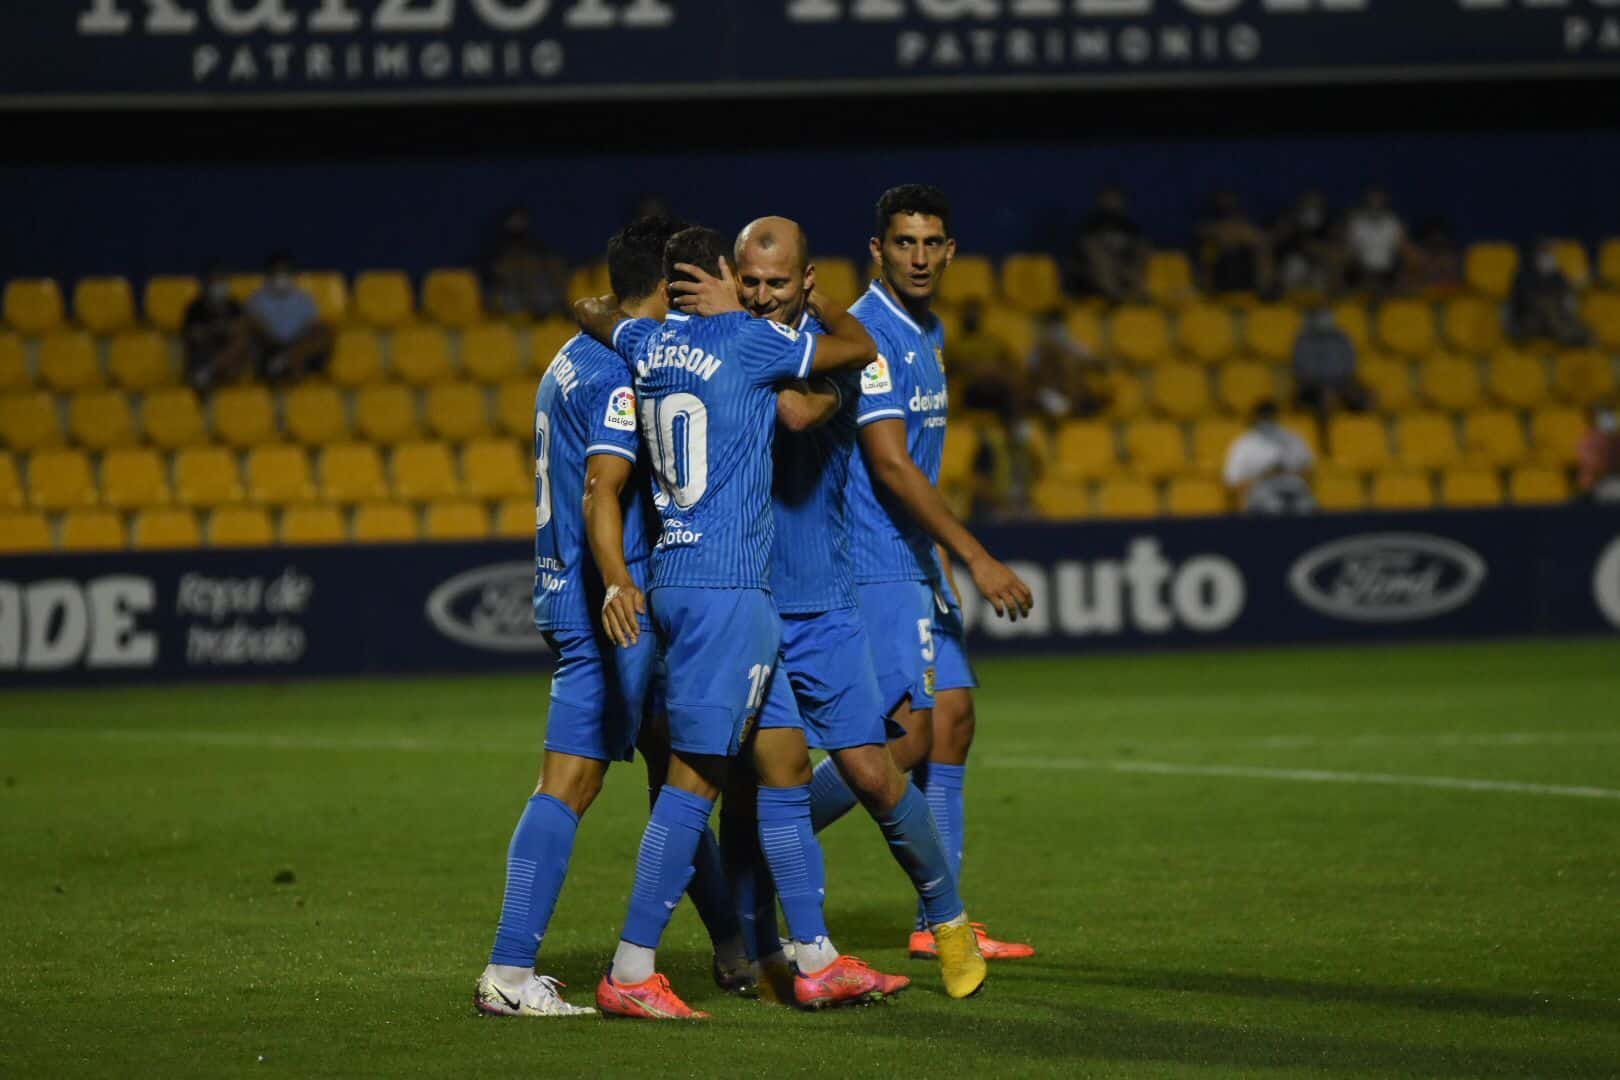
left=793, top=955, right=910, bottom=1010
left=595, top=971, right=709, bottom=1020
left=910, top=922, right=1035, bottom=961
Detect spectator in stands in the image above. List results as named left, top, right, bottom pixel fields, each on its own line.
left=1223, top=399, right=1317, bottom=514
left=1292, top=306, right=1369, bottom=419
left=1404, top=218, right=1464, bottom=296
left=1197, top=190, right=1272, bottom=296
left=1510, top=238, right=1591, bottom=346
left=1577, top=403, right=1620, bottom=502
left=1067, top=186, right=1146, bottom=301
left=1343, top=186, right=1406, bottom=294
left=1272, top=189, right=1343, bottom=296
left=245, top=252, right=333, bottom=383
left=484, top=207, right=569, bottom=319
left=1026, top=309, right=1111, bottom=421
left=950, top=300, right=1021, bottom=416
left=181, top=264, right=252, bottom=393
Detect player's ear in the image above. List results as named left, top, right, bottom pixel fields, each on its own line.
left=803, top=264, right=817, bottom=294
left=944, top=237, right=957, bottom=265
left=868, top=236, right=883, bottom=266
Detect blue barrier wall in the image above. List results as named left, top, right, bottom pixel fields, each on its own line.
left=3, top=508, right=1617, bottom=687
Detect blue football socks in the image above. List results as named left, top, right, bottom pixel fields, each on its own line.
left=619, top=785, right=714, bottom=949
left=756, top=784, right=830, bottom=948
left=488, top=793, right=579, bottom=967
left=720, top=808, right=781, bottom=963
left=880, top=782, right=964, bottom=927
left=915, top=761, right=966, bottom=931
left=807, top=755, right=860, bottom=833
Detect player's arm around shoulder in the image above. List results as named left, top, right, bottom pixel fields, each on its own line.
left=805, top=292, right=877, bottom=375
left=776, top=377, right=844, bottom=433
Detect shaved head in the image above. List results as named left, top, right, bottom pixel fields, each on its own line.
left=733, top=215, right=816, bottom=326
left=735, top=216, right=809, bottom=272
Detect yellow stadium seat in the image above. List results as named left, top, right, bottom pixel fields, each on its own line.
left=283, top=384, right=349, bottom=446
left=1439, top=468, right=1503, bottom=509
left=1110, top=305, right=1172, bottom=366
left=1151, top=363, right=1211, bottom=420
left=107, top=330, right=175, bottom=391
left=141, top=388, right=207, bottom=450
left=1095, top=477, right=1159, bottom=519
left=975, top=303, right=1031, bottom=359
left=1394, top=412, right=1461, bottom=471
left=1581, top=291, right=1620, bottom=351
left=422, top=269, right=483, bottom=327
left=1370, top=470, right=1435, bottom=511
left=211, top=385, right=277, bottom=448
left=352, top=502, right=419, bottom=543
left=132, top=507, right=201, bottom=550
left=1328, top=414, right=1392, bottom=473
left=1313, top=469, right=1367, bottom=512
left=494, top=496, right=534, bottom=538
left=1243, top=303, right=1302, bottom=364
left=1359, top=355, right=1415, bottom=413
left=1418, top=355, right=1483, bottom=412
left=1375, top=299, right=1437, bottom=358
left=60, top=509, right=125, bottom=552
left=38, top=331, right=103, bottom=393
left=423, top=383, right=490, bottom=442
left=209, top=505, right=274, bottom=547
left=354, top=384, right=419, bottom=445
left=1102, top=370, right=1145, bottom=421
left=530, top=317, right=580, bottom=373
left=1165, top=476, right=1227, bottom=516
left=1462, top=410, right=1527, bottom=468
left=939, top=255, right=996, bottom=306
left=173, top=446, right=243, bottom=507
left=461, top=323, right=521, bottom=383
left=424, top=499, right=489, bottom=541
left=1123, top=419, right=1188, bottom=480
left=1143, top=251, right=1195, bottom=307
left=3, top=279, right=65, bottom=335
left=246, top=444, right=315, bottom=506
left=1599, top=238, right=1620, bottom=289
left=280, top=504, right=348, bottom=545
left=27, top=448, right=97, bottom=510
left=1052, top=420, right=1117, bottom=480
left=72, top=277, right=136, bottom=334
left=496, top=379, right=537, bottom=439
left=1553, top=349, right=1616, bottom=406
left=1000, top=254, right=1062, bottom=314
left=1175, top=302, right=1237, bottom=365
left=390, top=326, right=453, bottom=385
left=330, top=328, right=385, bottom=387
left=463, top=439, right=530, bottom=501
left=391, top=441, right=460, bottom=501
left=939, top=426, right=978, bottom=488
left=1191, top=418, right=1243, bottom=476
left=1030, top=478, right=1088, bottom=520
left=1441, top=296, right=1503, bottom=355
left=0, top=333, right=26, bottom=392
left=811, top=257, right=859, bottom=308
left=1465, top=243, right=1518, bottom=300
left=142, top=276, right=200, bottom=332
left=0, top=510, right=52, bottom=552
left=1508, top=466, right=1570, bottom=505
left=1530, top=407, right=1585, bottom=467
left=318, top=442, right=389, bottom=503
left=228, top=274, right=265, bottom=302
left=1217, top=362, right=1274, bottom=416
left=1, top=391, right=63, bottom=451
left=1063, top=305, right=1103, bottom=352
left=566, top=263, right=612, bottom=306
left=67, top=390, right=136, bottom=450
left=353, top=271, right=415, bottom=329
left=0, top=452, right=19, bottom=510
left=1329, top=302, right=1370, bottom=351
left=1548, top=239, right=1591, bottom=288
left=1485, top=348, right=1548, bottom=408
left=295, top=271, right=349, bottom=324
left=1282, top=412, right=1321, bottom=458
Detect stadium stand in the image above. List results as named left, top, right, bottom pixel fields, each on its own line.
left=142, top=276, right=199, bottom=332
left=3, top=279, right=65, bottom=335
left=352, top=502, right=419, bottom=542
left=73, top=277, right=136, bottom=335
left=101, top=447, right=171, bottom=510
left=60, top=509, right=125, bottom=551
left=280, top=503, right=347, bottom=545
left=132, top=507, right=202, bottom=550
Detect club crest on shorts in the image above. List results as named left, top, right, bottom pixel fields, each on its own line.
left=861, top=354, right=892, bottom=395
left=604, top=386, right=637, bottom=431
left=923, top=666, right=936, bottom=696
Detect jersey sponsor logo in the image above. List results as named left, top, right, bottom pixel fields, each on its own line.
left=658, top=518, right=704, bottom=548
left=909, top=386, right=948, bottom=413
left=604, top=386, right=637, bottom=431
left=1287, top=533, right=1486, bottom=623
left=424, top=562, right=549, bottom=653
left=935, top=347, right=945, bottom=369
left=861, top=354, right=892, bottom=394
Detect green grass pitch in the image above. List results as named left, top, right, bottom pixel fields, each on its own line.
left=3, top=639, right=1618, bottom=1078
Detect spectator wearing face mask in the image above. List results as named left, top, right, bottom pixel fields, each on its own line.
left=1578, top=403, right=1620, bottom=503
left=1223, top=399, right=1317, bottom=514
left=1343, top=186, right=1406, bottom=295
left=1510, top=239, right=1591, bottom=347
left=244, top=252, right=333, bottom=383
left=1291, top=305, right=1369, bottom=420
left=181, top=263, right=253, bottom=393
left=1272, top=190, right=1343, bottom=296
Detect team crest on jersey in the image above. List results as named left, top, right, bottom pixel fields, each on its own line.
left=923, top=666, right=936, bottom=696
left=935, top=347, right=945, bottom=370
left=604, top=386, right=636, bottom=431
left=861, top=354, right=893, bottom=395
left=767, top=320, right=800, bottom=342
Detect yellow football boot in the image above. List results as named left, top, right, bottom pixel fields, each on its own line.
left=932, top=919, right=987, bottom=999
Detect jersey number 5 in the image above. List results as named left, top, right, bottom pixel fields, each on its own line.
left=641, top=392, right=709, bottom=510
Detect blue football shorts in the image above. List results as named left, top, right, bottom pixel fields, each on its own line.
left=930, top=585, right=979, bottom=695
left=649, top=585, right=783, bottom=758
left=541, top=627, right=656, bottom=763
left=757, top=607, right=893, bottom=750
left=855, top=580, right=937, bottom=717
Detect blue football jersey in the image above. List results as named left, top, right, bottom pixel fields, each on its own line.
left=532, top=333, right=654, bottom=631
left=770, top=311, right=860, bottom=614
left=845, top=280, right=950, bottom=586
left=612, top=310, right=817, bottom=591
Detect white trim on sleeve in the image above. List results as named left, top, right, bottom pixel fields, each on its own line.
left=585, top=443, right=637, bottom=462
left=609, top=318, right=632, bottom=351
left=797, top=334, right=815, bottom=379
left=857, top=407, right=906, bottom=426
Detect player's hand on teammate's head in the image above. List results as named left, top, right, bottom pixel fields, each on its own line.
left=970, top=556, right=1035, bottom=622
left=671, top=257, right=746, bottom=317
left=601, top=582, right=646, bottom=648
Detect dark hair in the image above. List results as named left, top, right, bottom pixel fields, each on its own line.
left=1252, top=399, right=1279, bottom=423
left=265, top=250, right=294, bottom=272
left=663, top=226, right=729, bottom=288
left=874, top=184, right=951, bottom=240
left=607, top=216, right=684, bottom=301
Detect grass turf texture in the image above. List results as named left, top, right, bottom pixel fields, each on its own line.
left=2, top=639, right=1618, bottom=1078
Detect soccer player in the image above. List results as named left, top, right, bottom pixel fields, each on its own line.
left=726, top=216, right=988, bottom=1001
left=808, top=184, right=1037, bottom=960
left=474, top=217, right=746, bottom=1018
left=576, top=226, right=903, bottom=1020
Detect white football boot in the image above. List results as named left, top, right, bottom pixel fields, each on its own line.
left=474, top=966, right=597, bottom=1017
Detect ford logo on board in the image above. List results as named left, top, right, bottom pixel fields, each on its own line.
left=1287, top=533, right=1487, bottom=623
left=425, top=562, right=548, bottom=653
